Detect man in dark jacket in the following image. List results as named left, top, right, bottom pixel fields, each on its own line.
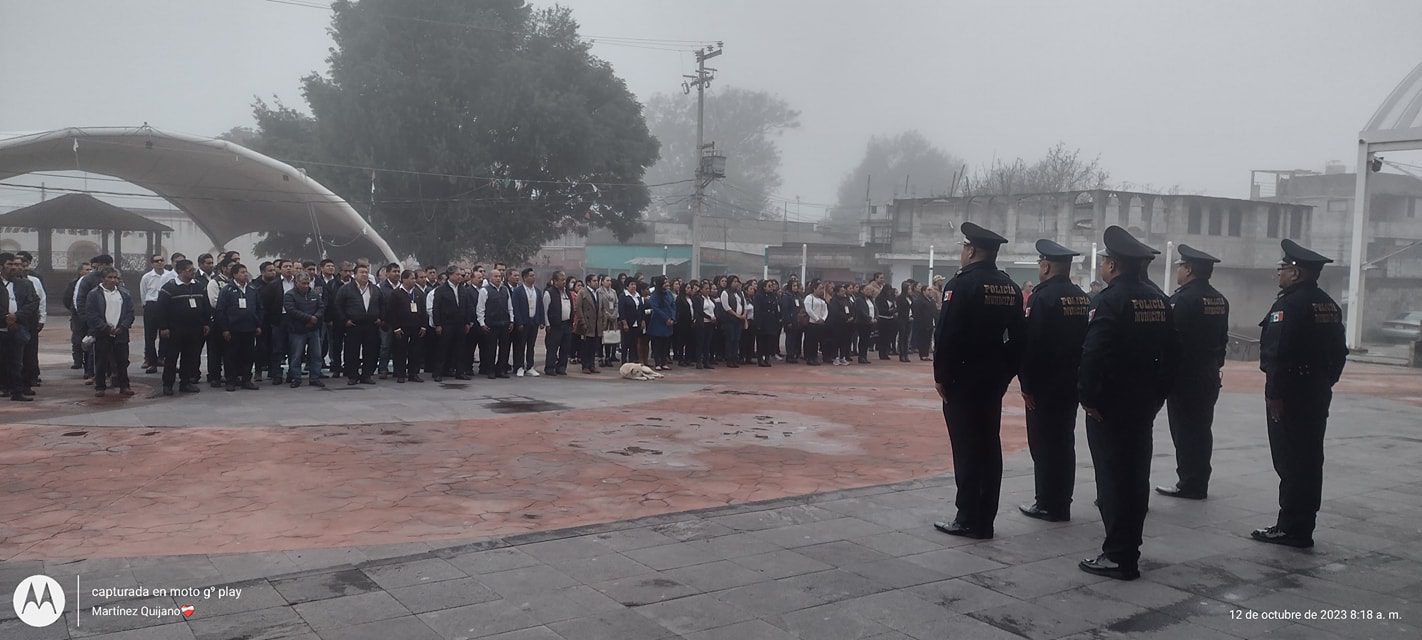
left=873, top=284, right=897, bottom=361
left=64, top=263, right=93, bottom=370
left=896, top=280, right=915, bottom=362
left=155, top=259, right=211, bottom=396
left=284, top=272, right=326, bottom=388
left=215, top=263, right=263, bottom=391
left=1158, top=244, right=1230, bottom=501
left=74, top=254, right=114, bottom=380
left=430, top=267, right=471, bottom=381
left=511, top=268, right=544, bottom=377
left=334, top=264, right=383, bottom=384
left=1017, top=240, right=1091, bottom=523
left=1, top=252, right=41, bottom=401
left=1251, top=239, right=1348, bottom=549
left=383, top=269, right=426, bottom=383
left=931, top=223, right=1024, bottom=541
left=261, top=260, right=296, bottom=385
left=479, top=268, right=515, bottom=379
left=1077, top=226, right=1177, bottom=580
left=84, top=266, right=136, bottom=397
left=753, top=279, right=782, bottom=367
left=543, top=272, right=573, bottom=376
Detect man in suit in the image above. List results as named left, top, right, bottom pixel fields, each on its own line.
left=383, top=269, right=426, bottom=383
left=430, top=267, right=472, bottom=382
left=155, top=259, right=211, bottom=396
left=261, top=259, right=296, bottom=385
left=466, top=265, right=488, bottom=377
left=315, top=258, right=339, bottom=371
left=63, top=262, right=93, bottom=370
left=84, top=266, right=136, bottom=397
left=511, top=268, right=544, bottom=377
left=15, top=252, right=46, bottom=387
left=1, top=252, right=41, bottom=401
left=376, top=262, right=401, bottom=378
left=74, top=254, right=114, bottom=381
left=576, top=274, right=602, bottom=374
left=334, top=264, right=383, bottom=385
left=543, top=271, right=573, bottom=376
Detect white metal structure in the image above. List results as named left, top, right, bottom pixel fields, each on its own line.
left=1349, top=61, right=1422, bottom=349
left=0, top=126, right=398, bottom=263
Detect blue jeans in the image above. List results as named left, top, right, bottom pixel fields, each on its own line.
left=287, top=330, right=323, bottom=381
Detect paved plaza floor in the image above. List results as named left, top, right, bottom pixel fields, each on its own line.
left=1, top=324, right=1419, bottom=638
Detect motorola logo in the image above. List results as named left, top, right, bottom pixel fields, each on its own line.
left=12, top=575, right=66, bottom=627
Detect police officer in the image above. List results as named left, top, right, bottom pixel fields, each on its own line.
left=1158, top=244, right=1229, bottom=500
left=1252, top=239, right=1347, bottom=548
left=1078, top=226, right=1176, bottom=580
left=1018, top=239, right=1090, bottom=522
left=932, top=222, right=1024, bottom=540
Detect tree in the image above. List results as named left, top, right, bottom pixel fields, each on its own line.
left=828, top=131, right=963, bottom=230
left=963, top=142, right=1110, bottom=196
left=238, top=0, right=659, bottom=265
left=642, top=87, right=799, bottom=221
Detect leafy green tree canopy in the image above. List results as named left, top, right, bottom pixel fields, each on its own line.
left=828, top=130, right=963, bottom=230
left=242, top=0, right=659, bottom=265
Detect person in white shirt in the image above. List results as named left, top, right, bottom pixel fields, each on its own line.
left=511, top=268, right=544, bottom=377
left=139, top=253, right=168, bottom=371
left=802, top=282, right=829, bottom=366
left=84, top=267, right=135, bottom=397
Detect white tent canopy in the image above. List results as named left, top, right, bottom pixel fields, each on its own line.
left=0, top=126, right=398, bottom=263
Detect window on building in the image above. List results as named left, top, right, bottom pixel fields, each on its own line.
left=870, top=226, right=891, bottom=245
left=1267, top=207, right=1280, bottom=238
left=1208, top=206, right=1223, bottom=236
left=1228, top=207, right=1242, bottom=237
left=1290, top=210, right=1305, bottom=237
left=1188, top=203, right=1202, bottom=234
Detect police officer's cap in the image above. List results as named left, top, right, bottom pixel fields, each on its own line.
left=1279, top=239, right=1333, bottom=267
left=1035, top=239, right=1079, bottom=262
left=1099, top=225, right=1159, bottom=260
left=961, top=222, right=1008, bottom=250
left=1175, top=243, right=1220, bottom=264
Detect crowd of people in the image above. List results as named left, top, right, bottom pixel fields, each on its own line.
left=1, top=248, right=958, bottom=400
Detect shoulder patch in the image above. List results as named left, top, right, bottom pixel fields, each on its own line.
left=1269, top=311, right=1284, bottom=323
left=943, top=291, right=952, bottom=302
left=1024, top=305, right=1031, bottom=318
left=1088, top=308, right=1096, bottom=322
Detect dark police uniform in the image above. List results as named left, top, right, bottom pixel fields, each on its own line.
left=155, top=275, right=211, bottom=394
left=1252, top=239, right=1347, bottom=548
left=1160, top=244, right=1229, bottom=500
left=1018, top=240, right=1090, bottom=522
left=932, top=222, right=1024, bottom=540
left=1078, top=226, right=1177, bottom=580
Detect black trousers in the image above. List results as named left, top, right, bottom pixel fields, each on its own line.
left=471, top=327, right=489, bottom=374
left=784, top=325, right=802, bottom=360
left=224, top=331, right=256, bottom=382
left=621, top=326, right=642, bottom=364
left=876, top=319, right=897, bottom=358
left=1025, top=398, right=1078, bottom=516
left=545, top=322, right=571, bottom=373
left=579, top=332, right=601, bottom=369
left=327, top=321, right=345, bottom=375
left=913, top=322, right=933, bottom=357
left=1269, top=387, right=1331, bottom=537
left=1166, top=380, right=1220, bottom=495
left=673, top=324, right=693, bottom=362
left=651, top=335, right=671, bottom=366
left=802, top=323, right=822, bottom=362
left=23, top=326, right=40, bottom=383
left=343, top=322, right=379, bottom=380
left=432, top=326, right=468, bottom=376
left=723, top=323, right=743, bottom=364
left=757, top=331, right=778, bottom=359
left=695, top=325, right=713, bottom=366
left=513, top=324, right=538, bottom=372
left=1086, top=408, right=1156, bottom=568
left=897, top=320, right=911, bottom=359
left=143, top=301, right=160, bottom=365
left=256, top=321, right=272, bottom=376
left=483, top=324, right=512, bottom=374
left=0, top=328, right=25, bottom=393
left=269, top=323, right=289, bottom=380
left=856, top=324, right=873, bottom=360
left=739, top=326, right=755, bottom=362
left=162, top=329, right=204, bottom=387
left=93, top=333, right=130, bottom=390
left=942, top=387, right=1006, bottom=534
left=70, top=313, right=86, bottom=367
left=391, top=328, right=423, bottom=378
left=206, top=327, right=226, bottom=383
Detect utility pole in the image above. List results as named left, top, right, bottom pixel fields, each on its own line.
left=685, top=42, right=724, bottom=281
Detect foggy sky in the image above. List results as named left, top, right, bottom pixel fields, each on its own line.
left=3, top=0, right=1421, bottom=215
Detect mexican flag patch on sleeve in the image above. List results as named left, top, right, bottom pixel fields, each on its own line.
left=1269, top=311, right=1284, bottom=323
left=943, top=291, right=953, bottom=302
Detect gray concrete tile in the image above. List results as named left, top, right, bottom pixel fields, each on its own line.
left=775, top=569, right=892, bottom=607
left=968, top=598, right=1097, bottom=640
left=899, top=548, right=1006, bottom=578
left=81, top=623, right=195, bottom=640
left=850, top=532, right=947, bottom=557
left=684, top=618, right=798, bottom=640
left=282, top=548, right=368, bottom=573
left=689, top=532, right=784, bottom=559
left=503, top=585, right=623, bottom=624
left=474, top=627, right=563, bottom=640
left=623, top=542, right=722, bottom=571
left=417, top=599, right=542, bottom=640
left=545, top=610, right=677, bottom=640
left=903, top=578, right=1019, bottom=615
left=706, top=505, right=841, bottom=532
left=361, top=558, right=466, bottom=591
left=518, top=537, right=616, bottom=565
left=1031, top=585, right=1152, bottom=627
left=475, top=565, right=578, bottom=598
left=632, top=592, right=755, bottom=634
left=710, top=580, right=823, bottom=617
left=792, top=541, right=894, bottom=568
left=186, top=605, right=314, bottom=640
left=0, top=616, right=71, bottom=640
left=750, top=518, right=890, bottom=548
left=445, top=548, right=541, bottom=576
left=270, top=568, right=381, bottom=605
left=387, top=577, right=501, bottom=614
left=292, top=591, right=409, bottom=630
left=960, top=555, right=1106, bottom=599
left=185, top=579, right=287, bottom=618
left=836, top=591, right=1016, bottom=640
left=727, top=549, right=833, bottom=580
left=69, top=596, right=179, bottom=637
left=840, top=557, right=951, bottom=589
left=544, top=554, right=654, bottom=584
left=588, top=574, right=699, bottom=607
left=206, top=552, right=301, bottom=584
left=589, top=527, right=680, bottom=552
left=660, top=560, right=764, bottom=592
left=313, top=615, right=442, bottom=640
left=650, top=520, right=738, bottom=542
left=773, top=602, right=894, bottom=640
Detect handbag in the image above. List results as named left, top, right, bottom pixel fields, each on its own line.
left=602, top=329, right=622, bottom=344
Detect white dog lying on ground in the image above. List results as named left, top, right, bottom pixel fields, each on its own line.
left=619, top=363, right=665, bottom=381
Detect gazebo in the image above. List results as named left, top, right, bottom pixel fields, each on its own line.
left=0, top=193, right=172, bottom=273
